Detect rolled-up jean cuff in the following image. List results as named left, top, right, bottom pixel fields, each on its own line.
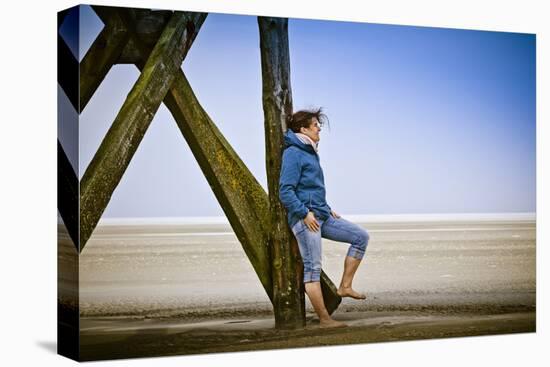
left=347, top=247, right=365, bottom=260
left=304, top=270, right=321, bottom=283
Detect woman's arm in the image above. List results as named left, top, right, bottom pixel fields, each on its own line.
left=279, top=149, right=309, bottom=220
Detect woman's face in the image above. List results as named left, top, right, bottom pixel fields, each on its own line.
left=300, top=117, right=321, bottom=143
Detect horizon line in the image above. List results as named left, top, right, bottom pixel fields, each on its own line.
left=90, top=212, right=536, bottom=226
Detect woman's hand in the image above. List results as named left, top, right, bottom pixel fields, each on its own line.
left=331, top=209, right=341, bottom=219
left=304, top=211, right=320, bottom=232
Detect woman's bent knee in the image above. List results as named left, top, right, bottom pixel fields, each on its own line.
left=361, top=229, right=370, bottom=248
left=355, top=229, right=369, bottom=250
left=347, top=228, right=369, bottom=260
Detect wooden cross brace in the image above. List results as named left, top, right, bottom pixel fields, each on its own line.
left=72, top=6, right=342, bottom=322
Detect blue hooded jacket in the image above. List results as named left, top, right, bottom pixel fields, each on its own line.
left=279, top=129, right=332, bottom=229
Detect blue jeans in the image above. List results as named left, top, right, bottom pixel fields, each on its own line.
left=291, top=215, right=370, bottom=283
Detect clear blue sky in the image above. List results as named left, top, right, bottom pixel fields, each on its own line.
left=59, top=5, right=536, bottom=217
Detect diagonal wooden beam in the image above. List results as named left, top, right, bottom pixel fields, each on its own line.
left=79, top=11, right=207, bottom=251
left=258, top=17, right=306, bottom=329
left=164, top=73, right=275, bottom=298
left=57, top=8, right=79, bottom=113
left=57, top=140, right=79, bottom=249
left=79, top=7, right=131, bottom=111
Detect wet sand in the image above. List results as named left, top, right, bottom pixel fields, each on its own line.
left=62, top=217, right=536, bottom=360
left=79, top=311, right=534, bottom=360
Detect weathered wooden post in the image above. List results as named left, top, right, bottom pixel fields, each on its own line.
left=258, top=17, right=305, bottom=329
left=79, top=11, right=206, bottom=250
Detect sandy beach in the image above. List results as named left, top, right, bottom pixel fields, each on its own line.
left=58, top=215, right=536, bottom=361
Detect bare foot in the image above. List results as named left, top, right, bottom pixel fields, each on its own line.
left=337, top=286, right=366, bottom=300
left=319, top=318, right=348, bottom=329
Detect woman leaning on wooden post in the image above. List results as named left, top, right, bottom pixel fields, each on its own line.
left=279, top=107, right=371, bottom=328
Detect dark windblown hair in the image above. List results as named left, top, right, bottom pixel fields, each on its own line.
left=286, top=107, right=330, bottom=133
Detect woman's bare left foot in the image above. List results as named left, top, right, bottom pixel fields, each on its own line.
left=319, top=318, right=348, bottom=329
left=337, top=286, right=366, bottom=300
